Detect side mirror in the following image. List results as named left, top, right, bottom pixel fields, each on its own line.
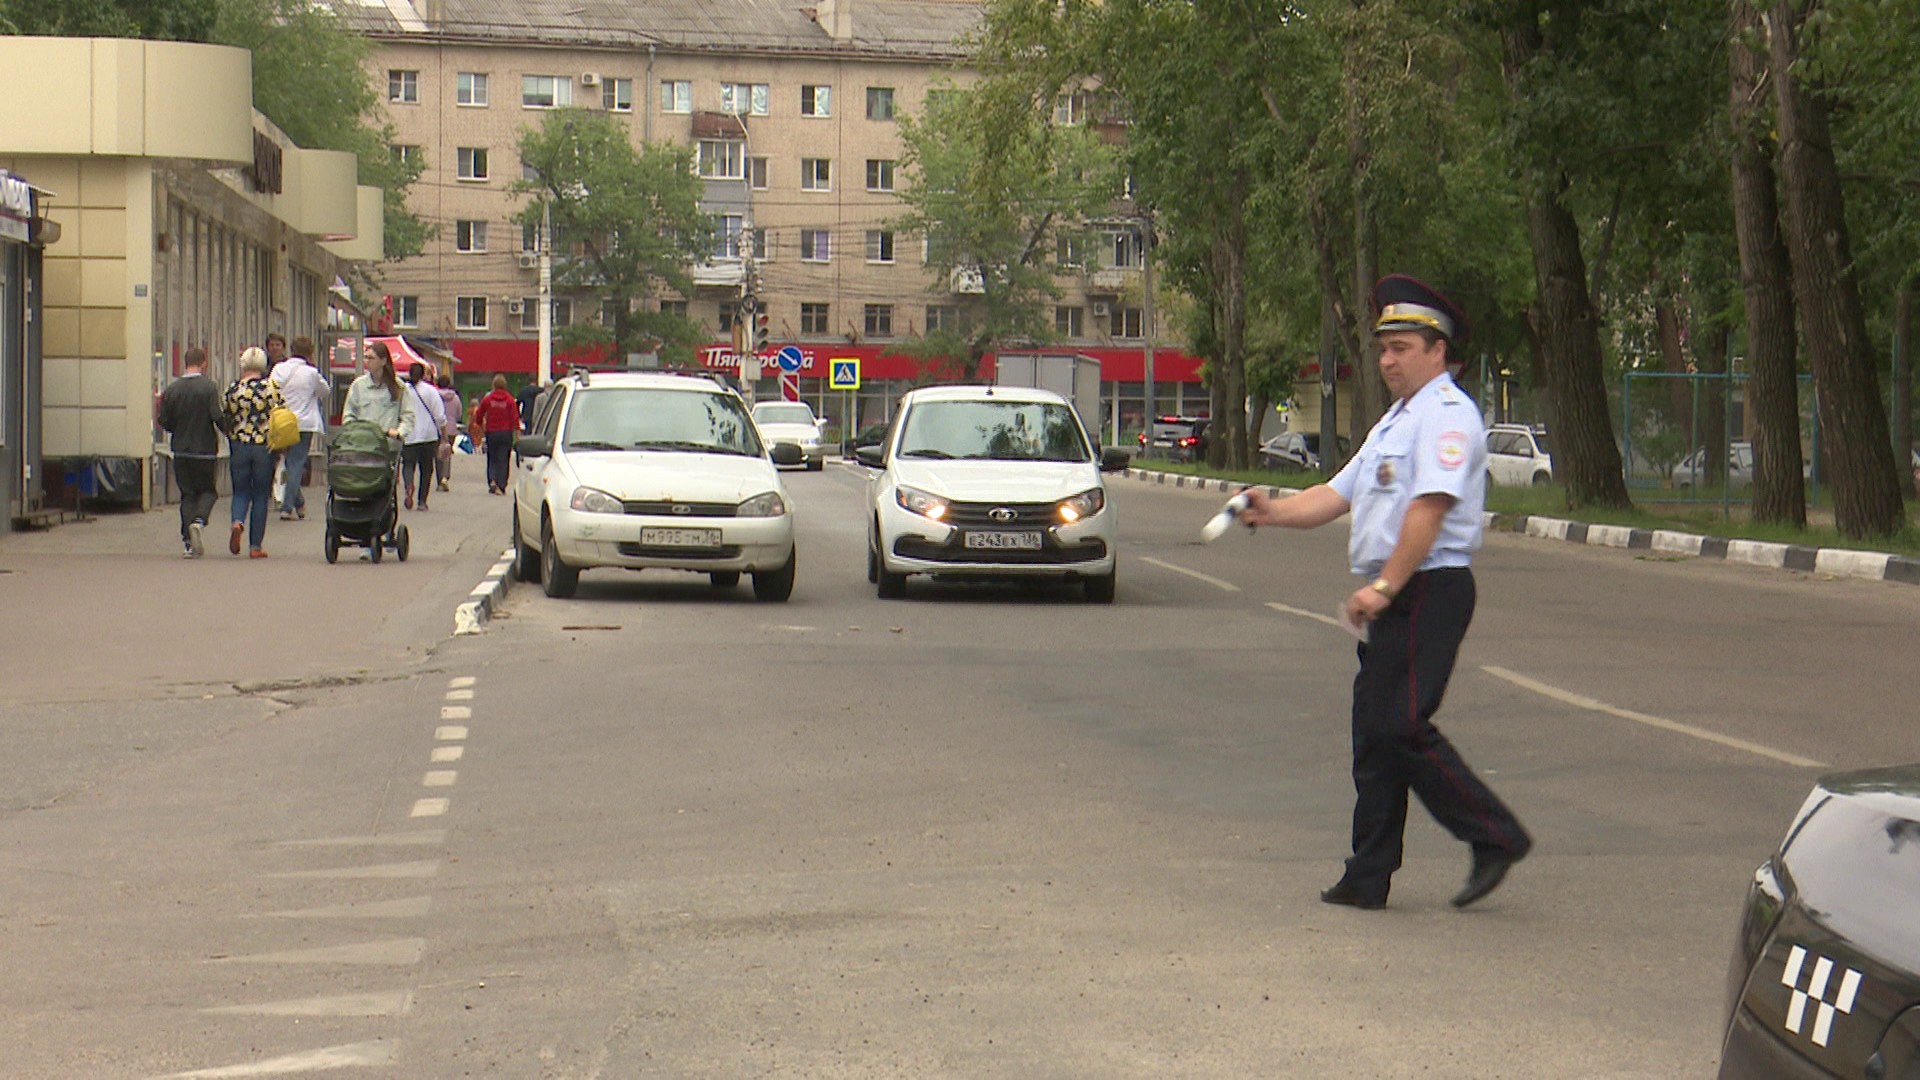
left=854, top=445, right=886, bottom=469
left=1099, top=446, right=1133, bottom=473
left=515, top=433, right=551, bottom=460
left=769, top=441, right=806, bottom=466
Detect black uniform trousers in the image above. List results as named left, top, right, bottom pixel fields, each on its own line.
left=1343, top=567, right=1529, bottom=887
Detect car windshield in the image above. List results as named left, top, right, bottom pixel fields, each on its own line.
left=897, top=399, right=1091, bottom=462
left=754, top=404, right=815, bottom=426
left=1532, top=432, right=1551, bottom=454
left=563, top=388, right=762, bottom=456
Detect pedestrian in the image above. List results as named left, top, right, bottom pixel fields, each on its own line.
left=264, top=332, right=290, bottom=496
left=1236, top=275, right=1531, bottom=911
left=476, top=374, right=520, bottom=494
left=157, top=346, right=223, bottom=557
left=269, top=334, right=329, bottom=521
left=220, top=346, right=285, bottom=558
left=399, top=361, right=447, bottom=511
left=515, top=378, right=544, bottom=433
left=342, top=340, right=409, bottom=443
left=434, top=373, right=462, bottom=493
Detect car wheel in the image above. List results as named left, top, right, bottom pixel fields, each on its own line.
left=877, top=565, right=907, bottom=599
left=323, top=526, right=339, bottom=564
left=540, top=516, right=578, bottom=599
left=866, top=536, right=880, bottom=584
left=513, top=506, right=541, bottom=583
left=710, top=570, right=741, bottom=588
left=807, top=458, right=824, bottom=472
left=752, top=548, right=795, bottom=602
left=1083, top=567, right=1117, bottom=604
left=1531, top=472, right=1550, bottom=486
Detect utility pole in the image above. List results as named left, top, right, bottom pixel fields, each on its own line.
left=734, top=110, right=759, bottom=403
left=1141, top=207, right=1156, bottom=443
left=537, top=199, right=552, bottom=385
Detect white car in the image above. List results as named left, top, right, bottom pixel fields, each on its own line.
left=1486, top=423, right=1553, bottom=485
left=750, top=400, right=826, bottom=471
left=856, top=384, right=1131, bottom=602
left=510, top=370, right=804, bottom=601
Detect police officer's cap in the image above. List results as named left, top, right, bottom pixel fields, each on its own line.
left=1372, top=274, right=1469, bottom=343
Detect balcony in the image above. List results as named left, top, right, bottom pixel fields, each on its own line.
left=1086, top=267, right=1135, bottom=293
left=691, top=258, right=746, bottom=288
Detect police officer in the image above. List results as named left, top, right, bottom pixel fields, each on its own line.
left=1239, top=275, right=1531, bottom=910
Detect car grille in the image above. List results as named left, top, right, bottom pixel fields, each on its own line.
left=621, top=499, right=737, bottom=518
left=615, top=542, right=742, bottom=560
left=893, top=536, right=1107, bottom=565
left=941, top=501, right=1059, bottom=527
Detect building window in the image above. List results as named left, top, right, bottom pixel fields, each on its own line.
left=721, top=82, right=769, bottom=116
left=1056, top=234, right=1090, bottom=269
left=455, top=296, right=489, bottom=330
left=603, top=77, right=633, bottom=112
left=522, top=75, right=572, bottom=109
left=801, top=303, right=830, bottom=335
left=800, top=84, right=831, bottom=117
left=552, top=298, right=572, bottom=328
left=800, top=158, right=831, bottom=192
left=659, top=79, right=691, bottom=113
left=926, top=305, right=958, bottom=333
left=698, top=140, right=745, bottom=180
left=392, top=296, right=419, bottom=329
left=603, top=297, right=625, bottom=326
left=864, top=304, right=894, bottom=338
left=800, top=229, right=830, bottom=263
left=1055, top=305, right=1083, bottom=337
left=454, top=220, right=488, bottom=253
left=1109, top=228, right=1145, bottom=269
left=456, top=72, right=488, bottom=106
left=1111, top=305, right=1144, bottom=338
left=456, top=147, right=489, bottom=181
left=520, top=298, right=572, bottom=331
left=391, top=144, right=422, bottom=167
left=866, top=86, right=896, bottom=120
left=1053, top=92, right=1084, bottom=126
left=718, top=300, right=743, bottom=333
left=748, top=156, right=768, bottom=190
left=387, top=70, right=418, bottom=104
left=751, top=227, right=769, bottom=260
left=865, top=230, right=895, bottom=264
left=717, top=214, right=745, bottom=259
left=659, top=299, right=688, bottom=320
left=865, top=159, right=895, bottom=192
left=521, top=222, right=540, bottom=252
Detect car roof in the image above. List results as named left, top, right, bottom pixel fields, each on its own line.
left=900, top=384, right=1070, bottom=406
left=561, top=370, right=737, bottom=394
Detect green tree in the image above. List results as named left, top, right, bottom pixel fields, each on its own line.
left=0, top=0, right=211, bottom=37
left=512, top=109, right=715, bottom=367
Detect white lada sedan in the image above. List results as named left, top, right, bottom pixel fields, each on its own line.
left=510, top=371, right=803, bottom=601
left=855, top=384, right=1130, bottom=603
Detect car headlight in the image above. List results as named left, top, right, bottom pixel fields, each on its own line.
left=568, top=486, right=623, bottom=514
left=737, top=491, right=788, bottom=518
left=895, top=485, right=950, bottom=521
left=1056, top=487, right=1105, bottom=524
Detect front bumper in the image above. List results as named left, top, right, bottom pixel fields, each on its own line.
left=1717, top=1006, right=1834, bottom=1079
left=550, top=506, right=794, bottom=573
left=878, top=502, right=1114, bottom=578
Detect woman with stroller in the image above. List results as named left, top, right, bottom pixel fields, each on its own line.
left=220, top=346, right=285, bottom=558
left=344, top=341, right=409, bottom=441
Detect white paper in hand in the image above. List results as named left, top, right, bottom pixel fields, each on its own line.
left=1337, top=603, right=1368, bottom=641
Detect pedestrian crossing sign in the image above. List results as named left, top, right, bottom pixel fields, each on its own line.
left=829, top=357, right=861, bottom=390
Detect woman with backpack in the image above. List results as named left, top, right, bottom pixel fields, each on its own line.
left=476, top=375, right=521, bottom=494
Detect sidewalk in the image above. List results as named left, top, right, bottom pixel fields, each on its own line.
left=1120, top=468, right=1920, bottom=588
left=0, top=455, right=515, bottom=704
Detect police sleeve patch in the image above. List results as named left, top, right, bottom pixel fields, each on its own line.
left=1435, top=430, right=1469, bottom=470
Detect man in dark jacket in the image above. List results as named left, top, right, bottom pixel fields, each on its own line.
left=157, top=346, right=224, bottom=557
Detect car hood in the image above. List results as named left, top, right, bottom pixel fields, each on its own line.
left=891, top=458, right=1099, bottom=501
left=566, top=451, right=784, bottom=500
left=758, top=422, right=821, bottom=443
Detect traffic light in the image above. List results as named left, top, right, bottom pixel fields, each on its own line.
left=738, top=295, right=759, bottom=354
left=754, top=309, right=770, bottom=352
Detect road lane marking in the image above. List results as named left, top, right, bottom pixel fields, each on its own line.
left=1480, top=665, right=1826, bottom=768
left=448, top=676, right=476, bottom=689
left=445, top=689, right=474, bottom=701
left=260, top=897, right=432, bottom=920
left=155, top=1040, right=397, bottom=1076
left=434, top=725, right=467, bottom=741
left=1265, top=601, right=1341, bottom=627
left=202, top=990, right=415, bottom=1017
left=430, top=746, right=464, bottom=763
left=274, top=830, right=445, bottom=848
left=266, top=861, right=441, bottom=880
left=422, top=770, right=457, bottom=787
left=1139, top=556, right=1240, bottom=592
left=212, top=938, right=426, bottom=966
left=410, top=798, right=449, bottom=817
left=441, top=705, right=471, bottom=720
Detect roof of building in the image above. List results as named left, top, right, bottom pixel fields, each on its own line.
left=340, top=0, right=984, bottom=60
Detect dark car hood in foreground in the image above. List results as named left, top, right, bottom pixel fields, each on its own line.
left=1719, top=766, right=1920, bottom=1078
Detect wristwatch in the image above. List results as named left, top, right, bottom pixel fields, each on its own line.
left=1368, top=576, right=1397, bottom=598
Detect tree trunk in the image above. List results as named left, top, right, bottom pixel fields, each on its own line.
left=1729, top=0, right=1805, bottom=525
left=1209, top=184, right=1250, bottom=470
left=1343, top=9, right=1386, bottom=429
left=1653, top=295, right=1695, bottom=443
left=1502, top=19, right=1630, bottom=510
left=1694, top=320, right=1730, bottom=487
left=1767, top=1, right=1903, bottom=537
left=1895, top=286, right=1913, bottom=495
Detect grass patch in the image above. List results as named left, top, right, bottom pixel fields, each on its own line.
left=1129, top=459, right=1920, bottom=557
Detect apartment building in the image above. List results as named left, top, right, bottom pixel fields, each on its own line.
left=348, top=0, right=1207, bottom=439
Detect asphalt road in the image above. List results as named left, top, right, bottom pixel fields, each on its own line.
left=1, top=461, right=1914, bottom=1078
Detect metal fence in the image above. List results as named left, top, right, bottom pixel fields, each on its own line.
left=1619, top=370, right=1821, bottom=509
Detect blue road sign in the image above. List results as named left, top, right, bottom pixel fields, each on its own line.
left=829, top=357, right=861, bottom=391
left=777, top=345, right=804, bottom=373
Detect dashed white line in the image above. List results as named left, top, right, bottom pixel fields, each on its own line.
left=1480, top=665, right=1826, bottom=769
left=266, top=860, right=441, bottom=880
left=448, top=676, right=476, bottom=689
left=212, top=938, right=426, bottom=966
left=410, top=798, right=449, bottom=818
left=1139, top=556, right=1241, bottom=592
left=202, top=990, right=416, bottom=1017
left=260, top=897, right=433, bottom=920
left=430, top=746, right=464, bottom=763
left=155, top=1040, right=397, bottom=1077
left=422, top=770, right=457, bottom=788
left=434, top=726, right=468, bottom=741
left=1265, top=601, right=1341, bottom=627
left=440, top=705, right=471, bottom=720
left=444, top=689, right=474, bottom=701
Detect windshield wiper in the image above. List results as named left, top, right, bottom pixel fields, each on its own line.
left=567, top=439, right=625, bottom=451
left=899, top=448, right=956, bottom=459
left=630, top=440, right=748, bottom=455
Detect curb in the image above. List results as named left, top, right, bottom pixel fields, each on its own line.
left=454, top=547, right=516, bottom=635
left=1120, top=468, right=1920, bottom=587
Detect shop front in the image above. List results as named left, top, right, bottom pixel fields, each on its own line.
left=0, top=168, right=55, bottom=532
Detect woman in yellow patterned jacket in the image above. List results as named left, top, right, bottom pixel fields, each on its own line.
left=221, top=346, right=284, bottom=558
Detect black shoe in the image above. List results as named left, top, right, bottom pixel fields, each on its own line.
left=1320, top=879, right=1388, bottom=910
left=1451, top=845, right=1529, bottom=909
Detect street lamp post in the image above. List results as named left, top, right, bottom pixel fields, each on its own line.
left=538, top=199, right=552, bottom=385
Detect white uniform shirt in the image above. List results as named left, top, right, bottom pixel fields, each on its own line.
left=1329, top=372, right=1486, bottom=578
left=268, top=357, right=329, bottom=433
left=403, top=377, right=449, bottom=446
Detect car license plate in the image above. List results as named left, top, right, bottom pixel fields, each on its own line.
left=639, top=527, right=722, bottom=548
left=964, top=530, right=1042, bottom=551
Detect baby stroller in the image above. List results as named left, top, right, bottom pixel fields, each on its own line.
left=323, top=419, right=410, bottom=564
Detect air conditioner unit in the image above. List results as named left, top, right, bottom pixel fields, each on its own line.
left=580, top=72, right=601, bottom=87
left=517, top=252, right=538, bottom=270
left=1091, top=300, right=1111, bottom=318
left=505, top=298, right=525, bottom=315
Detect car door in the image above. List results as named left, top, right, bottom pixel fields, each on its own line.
left=1485, top=432, right=1516, bottom=484
left=514, top=385, right=566, bottom=544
